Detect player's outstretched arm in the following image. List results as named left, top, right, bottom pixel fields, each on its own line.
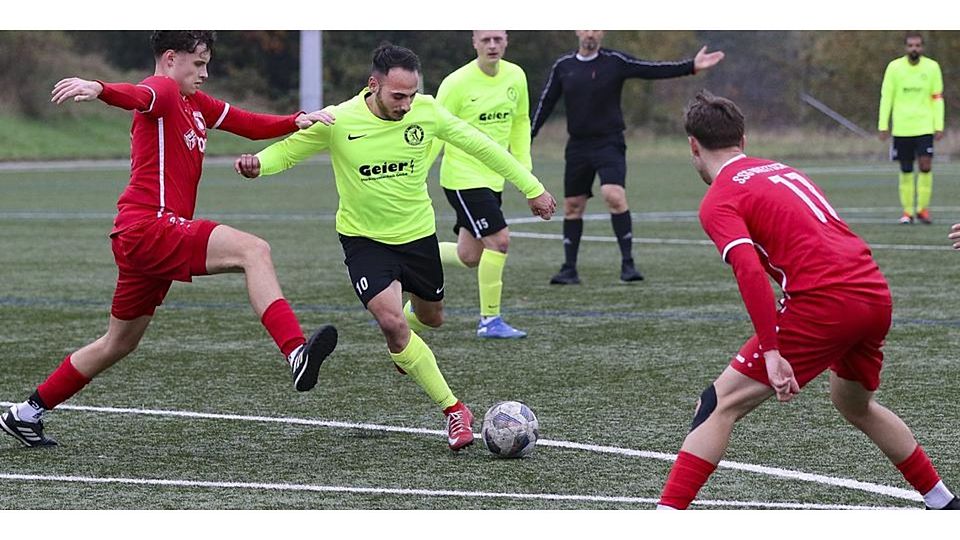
left=235, top=154, right=261, bottom=179
left=527, top=191, right=557, bottom=220
left=693, top=46, right=725, bottom=73
left=51, top=77, right=103, bottom=105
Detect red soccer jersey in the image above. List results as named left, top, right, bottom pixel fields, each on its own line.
left=98, top=75, right=301, bottom=234
left=699, top=155, right=890, bottom=350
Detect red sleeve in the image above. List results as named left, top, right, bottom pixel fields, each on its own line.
left=726, top=244, right=780, bottom=352
left=700, top=186, right=779, bottom=351
left=192, top=91, right=301, bottom=140
left=97, top=76, right=178, bottom=119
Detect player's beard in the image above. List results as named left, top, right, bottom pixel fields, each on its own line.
left=908, top=51, right=921, bottom=61
left=375, top=88, right=405, bottom=121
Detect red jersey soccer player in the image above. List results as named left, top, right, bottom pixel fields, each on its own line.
left=657, top=90, right=958, bottom=509
left=1, top=31, right=337, bottom=448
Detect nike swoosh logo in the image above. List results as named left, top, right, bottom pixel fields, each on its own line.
left=469, top=98, right=479, bottom=102
left=436, top=286, right=444, bottom=294
left=347, top=134, right=367, bottom=140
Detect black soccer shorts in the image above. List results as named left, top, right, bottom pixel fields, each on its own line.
left=443, top=187, right=507, bottom=238
left=338, top=234, right=444, bottom=307
left=563, top=133, right=627, bottom=198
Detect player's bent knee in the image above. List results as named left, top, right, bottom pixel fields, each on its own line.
left=416, top=307, right=444, bottom=328
left=690, top=384, right=718, bottom=432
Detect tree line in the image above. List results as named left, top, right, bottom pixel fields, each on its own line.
left=1, top=30, right=955, bottom=134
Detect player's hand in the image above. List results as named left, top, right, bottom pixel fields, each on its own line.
left=235, top=154, right=262, bottom=179
left=948, top=223, right=960, bottom=249
left=693, top=46, right=724, bottom=73
left=296, top=110, right=336, bottom=129
left=878, top=131, right=890, bottom=142
left=528, top=191, right=557, bottom=220
left=51, top=77, right=103, bottom=105
left=764, top=350, right=799, bottom=402
left=935, top=130, right=944, bottom=142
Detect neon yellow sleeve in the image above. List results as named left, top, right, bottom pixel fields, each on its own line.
left=425, top=77, right=456, bottom=167
left=933, top=62, right=945, bottom=132
left=508, top=72, right=532, bottom=171
left=878, top=62, right=894, bottom=131
left=435, top=100, right=544, bottom=199
left=256, top=115, right=332, bottom=176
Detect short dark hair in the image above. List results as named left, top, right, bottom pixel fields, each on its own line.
left=150, top=31, right=216, bottom=57
left=371, top=42, right=421, bottom=77
left=904, top=31, right=923, bottom=44
left=683, top=90, right=745, bottom=150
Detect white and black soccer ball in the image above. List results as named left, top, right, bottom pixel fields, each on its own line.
left=481, top=401, right=539, bottom=458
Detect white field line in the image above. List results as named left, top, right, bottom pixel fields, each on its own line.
left=0, top=401, right=921, bottom=504
left=0, top=472, right=909, bottom=510
left=508, top=231, right=948, bottom=252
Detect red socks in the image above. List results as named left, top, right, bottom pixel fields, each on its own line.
left=36, top=355, right=91, bottom=409
left=896, top=445, right=941, bottom=495
left=261, top=298, right=306, bottom=358
left=659, top=451, right=717, bottom=509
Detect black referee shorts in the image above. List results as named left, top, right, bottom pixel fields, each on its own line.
left=338, top=234, right=444, bottom=307
left=563, top=133, right=627, bottom=198
left=443, top=187, right=507, bottom=238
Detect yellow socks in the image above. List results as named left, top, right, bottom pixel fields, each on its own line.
left=390, top=331, right=457, bottom=409
left=439, top=241, right=468, bottom=268
left=899, top=171, right=916, bottom=215
left=402, top=300, right=431, bottom=333
left=478, top=249, right=506, bottom=318
left=917, top=171, right=933, bottom=213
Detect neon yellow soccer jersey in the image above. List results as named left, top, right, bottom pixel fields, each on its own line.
left=878, top=56, right=945, bottom=137
left=256, top=89, right=544, bottom=245
left=434, top=59, right=532, bottom=192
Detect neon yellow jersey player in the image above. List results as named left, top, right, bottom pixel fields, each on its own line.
left=235, top=43, right=556, bottom=452
left=878, top=31, right=945, bottom=225
left=428, top=30, right=533, bottom=339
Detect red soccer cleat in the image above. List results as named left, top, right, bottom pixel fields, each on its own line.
left=917, top=209, right=933, bottom=225
left=444, top=401, right=475, bottom=451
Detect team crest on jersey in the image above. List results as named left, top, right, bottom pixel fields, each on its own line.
left=192, top=111, right=207, bottom=134
left=507, top=87, right=518, bottom=102
left=183, top=129, right=198, bottom=150
left=404, top=124, right=425, bottom=146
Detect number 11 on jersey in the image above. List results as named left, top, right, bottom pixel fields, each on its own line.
left=768, top=172, right=839, bottom=223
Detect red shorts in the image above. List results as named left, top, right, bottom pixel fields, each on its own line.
left=731, top=293, right=892, bottom=392
left=109, top=213, right=219, bottom=320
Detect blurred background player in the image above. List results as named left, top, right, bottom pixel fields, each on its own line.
left=235, top=43, right=555, bottom=450
left=531, top=30, right=724, bottom=284
left=878, top=31, right=945, bottom=225
left=427, top=30, right=532, bottom=339
left=1, top=31, right=338, bottom=448
left=657, top=90, right=958, bottom=510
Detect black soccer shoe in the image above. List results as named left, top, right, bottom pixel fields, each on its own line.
left=620, top=260, right=645, bottom=282
left=927, top=496, right=960, bottom=509
left=549, top=264, right=581, bottom=285
left=290, top=325, right=338, bottom=392
left=0, top=407, right=57, bottom=448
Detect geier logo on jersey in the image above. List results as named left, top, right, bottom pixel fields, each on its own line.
left=479, top=111, right=511, bottom=122
left=359, top=160, right=415, bottom=180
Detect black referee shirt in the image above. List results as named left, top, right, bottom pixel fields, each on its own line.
left=531, top=48, right=694, bottom=140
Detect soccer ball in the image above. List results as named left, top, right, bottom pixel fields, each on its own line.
left=481, top=401, right=539, bottom=458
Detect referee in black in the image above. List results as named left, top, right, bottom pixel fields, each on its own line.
left=532, top=30, right=724, bottom=284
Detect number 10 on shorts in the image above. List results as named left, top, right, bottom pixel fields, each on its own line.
left=355, top=276, right=369, bottom=295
